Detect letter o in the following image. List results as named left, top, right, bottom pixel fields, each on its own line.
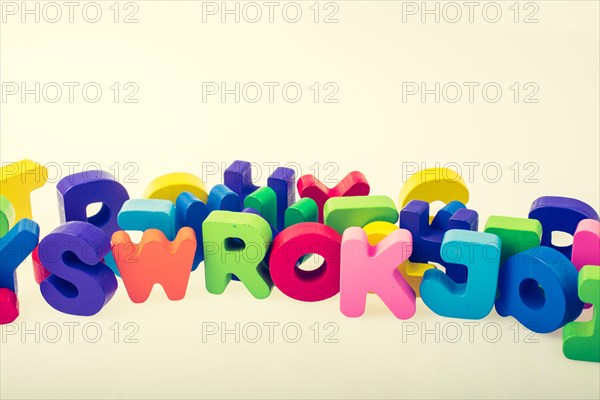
left=269, top=222, right=342, bottom=302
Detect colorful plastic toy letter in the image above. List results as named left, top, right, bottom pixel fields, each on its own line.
left=297, top=171, right=370, bottom=222
left=571, top=219, right=600, bottom=309
left=324, top=195, right=398, bottom=235
left=398, top=168, right=469, bottom=209
left=421, top=230, right=501, bottom=319
left=38, top=222, right=118, bottom=316
left=143, top=172, right=209, bottom=203
left=224, top=161, right=295, bottom=230
left=104, top=199, right=177, bottom=276
left=400, top=200, right=478, bottom=283
left=284, top=198, right=318, bottom=229
left=268, top=167, right=296, bottom=231
left=176, top=192, right=208, bottom=271
left=571, top=219, right=600, bottom=272
left=57, top=170, right=130, bottom=237
left=112, top=228, right=196, bottom=303
left=363, top=221, right=434, bottom=297
left=563, top=265, right=600, bottom=362
left=0, top=195, right=16, bottom=237
left=203, top=211, right=273, bottom=299
left=32, top=247, right=51, bottom=285
left=484, top=216, right=542, bottom=265
left=0, top=288, right=19, bottom=325
left=118, top=199, right=177, bottom=240
left=0, top=219, right=39, bottom=324
left=340, top=227, right=416, bottom=318
left=0, top=219, right=40, bottom=292
left=244, top=187, right=277, bottom=231
left=495, top=246, right=583, bottom=333
left=269, top=222, right=342, bottom=302
left=207, top=184, right=241, bottom=213
left=529, top=196, right=599, bottom=258
left=430, top=200, right=467, bottom=229
left=224, top=160, right=259, bottom=204
left=0, top=159, right=48, bottom=220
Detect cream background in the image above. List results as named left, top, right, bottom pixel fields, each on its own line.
left=1, top=1, right=599, bottom=399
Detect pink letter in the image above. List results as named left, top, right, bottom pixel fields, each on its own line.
left=572, top=219, right=600, bottom=309
left=340, top=227, right=416, bottom=319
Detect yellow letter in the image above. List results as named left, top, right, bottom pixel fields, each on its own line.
left=0, top=159, right=47, bottom=221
